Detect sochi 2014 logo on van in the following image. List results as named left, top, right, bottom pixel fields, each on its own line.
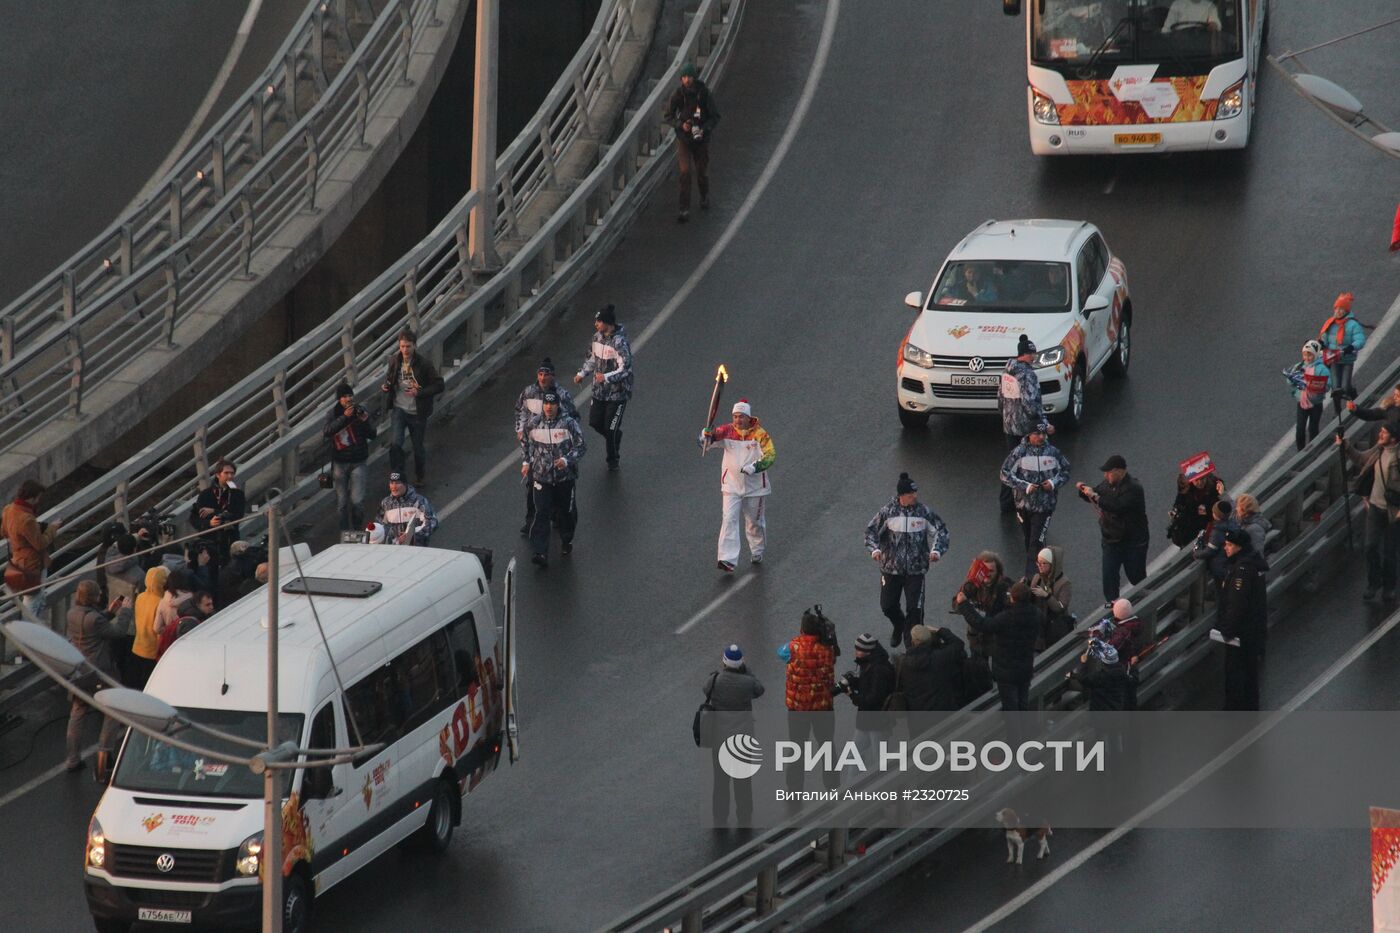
left=717, top=734, right=764, bottom=780
left=947, top=325, right=971, bottom=340
left=141, top=813, right=165, bottom=833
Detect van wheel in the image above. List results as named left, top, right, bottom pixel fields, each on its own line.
left=92, top=918, right=131, bottom=933
left=898, top=405, right=930, bottom=429
left=1104, top=316, right=1130, bottom=379
left=416, top=779, right=457, bottom=854
left=283, top=871, right=313, bottom=933
left=1054, top=367, right=1086, bottom=431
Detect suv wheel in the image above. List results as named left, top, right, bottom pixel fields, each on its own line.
left=1055, top=367, right=1086, bottom=431
left=1104, top=316, right=1130, bottom=379
left=898, top=405, right=930, bottom=429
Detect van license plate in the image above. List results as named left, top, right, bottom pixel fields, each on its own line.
left=137, top=908, right=192, bottom=924
left=1114, top=132, right=1161, bottom=146
left=949, top=374, right=1000, bottom=387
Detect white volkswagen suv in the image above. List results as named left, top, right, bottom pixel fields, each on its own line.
left=896, top=219, right=1132, bottom=430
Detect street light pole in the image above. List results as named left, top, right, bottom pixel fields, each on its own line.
left=262, top=506, right=283, bottom=933
left=467, top=0, right=501, bottom=271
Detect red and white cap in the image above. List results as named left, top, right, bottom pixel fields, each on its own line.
left=732, top=399, right=752, bottom=416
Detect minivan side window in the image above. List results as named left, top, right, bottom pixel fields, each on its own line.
left=391, top=630, right=458, bottom=734
left=302, top=703, right=337, bottom=799
left=445, top=613, right=481, bottom=695
left=344, top=663, right=406, bottom=756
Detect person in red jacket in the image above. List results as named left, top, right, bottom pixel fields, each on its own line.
left=779, top=608, right=838, bottom=793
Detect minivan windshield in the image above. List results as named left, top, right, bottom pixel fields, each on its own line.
left=112, top=709, right=303, bottom=799
left=931, top=261, right=1072, bottom=314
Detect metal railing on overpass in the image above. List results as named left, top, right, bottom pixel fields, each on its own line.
left=0, top=0, right=447, bottom=459
left=0, top=0, right=742, bottom=694
left=601, top=367, right=1397, bottom=931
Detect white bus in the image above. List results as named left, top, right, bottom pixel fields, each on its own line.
left=82, top=544, right=519, bottom=933
left=1004, top=0, right=1267, bottom=154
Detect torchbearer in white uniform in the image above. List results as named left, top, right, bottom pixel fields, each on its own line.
left=699, top=399, right=776, bottom=573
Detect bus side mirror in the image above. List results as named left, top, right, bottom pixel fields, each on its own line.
left=1003, top=0, right=1021, bottom=15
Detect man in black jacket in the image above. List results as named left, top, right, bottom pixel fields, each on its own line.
left=1067, top=638, right=1131, bottom=711
left=1215, top=528, right=1269, bottom=710
left=323, top=382, right=377, bottom=530
left=899, top=624, right=968, bottom=712
left=956, top=581, right=1041, bottom=711
left=663, top=62, right=720, bottom=223
left=1076, top=454, right=1150, bottom=603
left=189, top=459, right=246, bottom=605
left=380, top=329, right=445, bottom=487
left=836, top=633, right=896, bottom=759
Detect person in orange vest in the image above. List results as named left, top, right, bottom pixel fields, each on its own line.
left=778, top=608, right=838, bottom=793
left=2, top=479, right=61, bottom=618
left=1318, top=292, right=1366, bottom=400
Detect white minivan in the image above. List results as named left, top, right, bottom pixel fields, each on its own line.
left=83, top=544, right=518, bottom=933
left=896, top=219, right=1133, bottom=430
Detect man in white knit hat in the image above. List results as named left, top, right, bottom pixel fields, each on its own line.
left=699, top=398, right=776, bottom=572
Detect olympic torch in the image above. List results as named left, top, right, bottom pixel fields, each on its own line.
left=701, top=364, right=728, bottom=456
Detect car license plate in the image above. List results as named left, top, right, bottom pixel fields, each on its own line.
left=1114, top=132, right=1161, bottom=146
left=949, top=374, right=1000, bottom=387
left=137, top=908, right=193, bottom=924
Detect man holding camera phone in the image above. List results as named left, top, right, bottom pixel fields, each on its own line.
left=189, top=459, right=246, bottom=604
left=324, top=382, right=377, bottom=531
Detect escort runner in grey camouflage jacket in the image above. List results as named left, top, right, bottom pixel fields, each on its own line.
left=864, top=498, right=951, bottom=576
left=1001, top=438, right=1071, bottom=513
left=520, top=411, right=586, bottom=484
left=998, top=357, right=1045, bottom=437
left=514, top=383, right=579, bottom=435
left=577, top=324, right=634, bottom=402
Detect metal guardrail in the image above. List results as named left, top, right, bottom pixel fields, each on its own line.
left=0, top=0, right=737, bottom=659
left=603, top=365, right=1399, bottom=931
left=0, top=0, right=446, bottom=459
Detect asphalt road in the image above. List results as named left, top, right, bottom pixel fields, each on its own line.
left=2, top=0, right=1398, bottom=931
left=0, top=0, right=309, bottom=307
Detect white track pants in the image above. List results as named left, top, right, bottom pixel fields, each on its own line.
left=718, top=494, right=766, bottom=564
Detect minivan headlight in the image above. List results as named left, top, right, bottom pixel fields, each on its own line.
left=1032, top=89, right=1060, bottom=125
left=1215, top=80, right=1244, bottom=119
left=902, top=342, right=936, bottom=370
left=236, top=832, right=264, bottom=877
left=86, top=817, right=107, bottom=870
left=1035, top=346, right=1065, bottom=369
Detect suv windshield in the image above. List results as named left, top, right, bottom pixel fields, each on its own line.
left=112, top=708, right=303, bottom=799
left=931, top=261, right=1072, bottom=314
left=1032, top=0, right=1242, bottom=75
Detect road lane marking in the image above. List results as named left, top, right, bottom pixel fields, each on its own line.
left=439, top=0, right=842, bottom=523
left=960, top=601, right=1400, bottom=932
left=120, top=0, right=264, bottom=214
left=0, top=744, right=96, bottom=811
left=674, top=575, right=757, bottom=635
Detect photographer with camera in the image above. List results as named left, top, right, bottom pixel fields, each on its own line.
left=95, top=522, right=144, bottom=606
left=324, top=382, right=377, bottom=531
left=833, top=633, right=896, bottom=760
left=663, top=61, right=720, bottom=223
left=189, top=460, right=246, bottom=602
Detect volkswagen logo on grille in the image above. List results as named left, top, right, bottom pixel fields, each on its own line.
left=968, top=357, right=985, bottom=373
left=156, top=853, right=175, bottom=873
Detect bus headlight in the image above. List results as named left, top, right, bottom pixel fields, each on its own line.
left=1034, top=346, right=1065, bottom=369
left=1032, top=89, right=1060, bottom=125
left=902, top=342, right=935, bottom=370
left=86, top=817, right=107, bottom=870
left=235, top=832, right=264, bottom=877
left=1215, top=81, right=1244, bottom=119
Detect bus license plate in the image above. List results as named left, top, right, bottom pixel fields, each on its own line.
left=1114, top=132, right=1161, bottom=146
left=949, top=374, right=1000, bottom=387
left=137, top=908, right=192, bottom=924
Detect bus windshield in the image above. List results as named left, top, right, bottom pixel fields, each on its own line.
left=1032, top=0, right=1242, bottom=75
left=112, top=709, right=304, bottom=799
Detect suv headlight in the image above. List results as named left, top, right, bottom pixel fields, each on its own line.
left=86, top=817, right=107, bottom=870
left=902, top=342, right=936, bottom=370
left=236, top=832, right=264, bottom=877
left=1215, top=80, right=1244, bottom=119
left=1034, top=346, right=1065, bottom=369
left=1032, top=88, right=1060, bottom=125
